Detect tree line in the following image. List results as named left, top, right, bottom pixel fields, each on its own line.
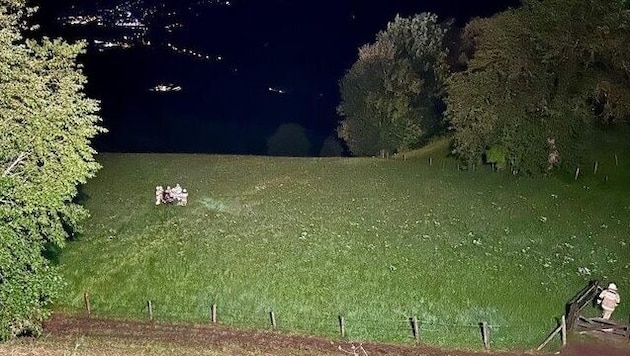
left=338, top=0, right=630, bottom=174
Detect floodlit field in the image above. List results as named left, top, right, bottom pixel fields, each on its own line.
left=56, top=138, right=630, bottom=350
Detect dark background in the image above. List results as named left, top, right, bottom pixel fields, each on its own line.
left=35, top=0, right=520, bottom=155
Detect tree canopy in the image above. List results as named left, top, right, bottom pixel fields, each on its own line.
left=338, top=13, right=450, bottom=156
left=447, top=0, right=630, bottom=174
left=267, top=123, right=312, bottom=156
left=0, top=0, right=104, bottom=339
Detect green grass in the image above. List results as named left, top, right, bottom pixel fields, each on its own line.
left=56, top=138, right=630, bottom=351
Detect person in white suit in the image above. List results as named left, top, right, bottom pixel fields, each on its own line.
left=597, top=283, right=621, bottom=319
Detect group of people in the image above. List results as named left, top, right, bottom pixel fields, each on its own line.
left=155, top=184, right=188, bottom=206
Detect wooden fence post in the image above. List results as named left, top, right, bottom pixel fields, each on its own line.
left=411, top=317, right=419, bottom=341
left=593, top=161, right=599, bottom=175
left=480, top=322, right=490, bottom=350
left=574, top=167, right=580, bottom=180
left=270, top=311, right=277, bottom=330
left=429, top=157, right=433, bottom=166
left=211, top=303, right=217, bottom=323
left=561, top=315, right=567, bottom=348
left=615, top=154, right=618, bottom=166
left=537, top=324, right=562, bottom=351
left=147, top=300, right=153, bottom=321
left=83, top=291, right=91, bottom=317
left=338, top=315, right=346, bottom=338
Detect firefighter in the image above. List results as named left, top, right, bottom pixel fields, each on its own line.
left=597, top=283, right=621, bottom=319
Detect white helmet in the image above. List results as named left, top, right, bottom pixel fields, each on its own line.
left=608, top=283, right=617, bottom=291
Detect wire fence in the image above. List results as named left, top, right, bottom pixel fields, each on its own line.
left=69, top=291, right=558, bottom=351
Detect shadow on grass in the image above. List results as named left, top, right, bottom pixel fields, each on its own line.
left=73, top=184, right=90, bottom=205
left=43, top=184, right=91, bottom=265
left=43, top=242, right=62, bottom=266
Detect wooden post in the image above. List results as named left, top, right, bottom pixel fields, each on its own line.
left=429, top=157, right=433, bottom=166
left=537, top=325, right=562, bottom=351
left=481, top=322, right=490, bottom=350
left=147, top=300, right=153, bottom=321
left=338, top=315, right=346, bottom=338
left=593, top=161, right=599, bottom=175
left=567, top=303, right=578, bottom=331
left=615, top=154, right=618, bottom=166
left=561, top=315, right=567, bottom=348
left=574, top=167, right=580, bottom=180
left=411, top=317, right=419, bottom=341
left=83, top=291, right=91, bottom=317
left=270, top=311, right=277, bottom=330
left=211, top=304, right=217, bottom=323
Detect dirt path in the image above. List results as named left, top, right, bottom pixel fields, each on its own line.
left=3, top=314, right=627, bottom=355
left=42, top=314, right=524, bottom=355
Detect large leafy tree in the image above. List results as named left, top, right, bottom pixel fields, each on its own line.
left=447, top=0, right=630, bottom=174
left=0, top=0, right=104, bottom=339
left=338, top=13, right=450, bottom=156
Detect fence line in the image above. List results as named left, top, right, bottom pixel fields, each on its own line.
left=76, top=292, right=547, bottom=350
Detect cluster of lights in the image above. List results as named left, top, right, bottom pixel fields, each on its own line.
left=58, top=0, right=236, bottom=50
left=166, top=43, right=223, bottom=62
left=149, top=83, right=183, bottom=92
left=164, top=22, right=184, bottom=33
left=58, top=15, right=104, bottom=26
left=58, top=0, right=241, bottom=94
left=91, top=32, right=148, bottom=51
left=101, top=0, right=147, bottom=28
left=93, top=39, right=132, bottom=51
left=190, top=0, right=233, bottom=10
left=59, top=0, right=148, bottom=30
left=268, top=87, right=286, bottom=94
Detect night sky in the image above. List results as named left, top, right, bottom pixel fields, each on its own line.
left=36, top=0, right=519, bottom=155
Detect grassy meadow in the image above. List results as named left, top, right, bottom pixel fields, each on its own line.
left=56, top=138, right=630, bottom=350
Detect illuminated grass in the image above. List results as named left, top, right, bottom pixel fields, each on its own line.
left=57, top=139, right=630, bottom=350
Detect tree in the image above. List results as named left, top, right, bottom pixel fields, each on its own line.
left=338, top=13, right=450, bottom=156
left=0, top=0, right=104, bottom=340
left=447, top=0, right=630, bottom=174
left=267, top=123, right=311, bottom=156
left=319, top=135, right=344, bottom=157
